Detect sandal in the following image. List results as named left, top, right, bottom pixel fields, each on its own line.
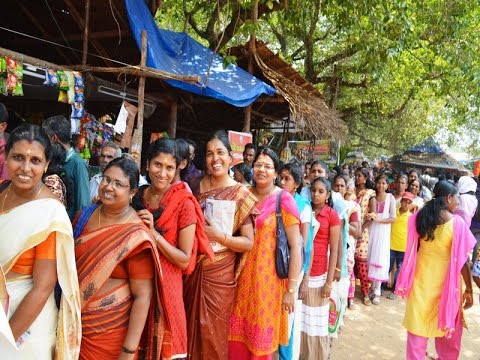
left=372, top=296, right=380, bottom=305
left=348, top=299, right=357, bottom=310
left=387, top=292, right=396, bottom=300
left=363, top=296, right=372, bottom=306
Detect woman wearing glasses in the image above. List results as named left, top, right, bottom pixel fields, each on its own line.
left=229, top=147, right=303, bottom=359
left=132, top=138, right=213, bottom=359
left=74, top=157, right=171, bottom=359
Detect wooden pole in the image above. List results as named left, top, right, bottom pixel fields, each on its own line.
left=167, top=99, right=178, bottom=138
left=82, top=0, right=91, bottom=65
left=243, top=0, right=258, bottom=133
left=136, top=30, right=148, bottom=166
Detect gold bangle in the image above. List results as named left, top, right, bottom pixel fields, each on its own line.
left=335, top=267, right=342, bottom=272
left=224, top=233, right=228, bottom=246
left=288, top=278, right=298, bottom=282
left=324, top=282, right=332, bottom=289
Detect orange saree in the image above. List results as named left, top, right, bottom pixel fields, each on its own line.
left=75, top=205, right=171, bottom=360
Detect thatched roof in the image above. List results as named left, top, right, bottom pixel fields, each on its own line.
left=229, top=41, right=346, bottom=140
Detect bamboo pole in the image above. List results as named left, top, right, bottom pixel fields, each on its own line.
left=82, top=0, right=91, bottom=65
left=136, top=30, right=148, bottom=167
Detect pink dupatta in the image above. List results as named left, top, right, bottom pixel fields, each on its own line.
left=255, top=190, right=300, bottom=228
left=395, top=213, right=476, bottom=338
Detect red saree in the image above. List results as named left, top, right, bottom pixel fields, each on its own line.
left=75, top=217, right=171, bottom=360
left=184, top=183, right=258, bottom=360
left=147, top=182, right=214, bottom=359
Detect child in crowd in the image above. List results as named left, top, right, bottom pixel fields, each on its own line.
left=387, top=191, right=414, bottom=300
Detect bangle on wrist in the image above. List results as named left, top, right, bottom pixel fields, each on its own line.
left=289, top=278, right=298, bottom=282
left=121, top=346, right=136, bottom=354
left=335, top=267, right=341, bottom=272
left=223, top=233, right=229, bottom=246
left=324, top=282, right=332, bottom=289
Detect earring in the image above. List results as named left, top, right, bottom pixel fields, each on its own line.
left=44, top=167, right=48, bottom=174
left=130, top=195, right=133, bottom=204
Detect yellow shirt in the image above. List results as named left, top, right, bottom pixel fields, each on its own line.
left=390, top=209, right=410, bottom=252
left=403, top=219, right=454, bottom=337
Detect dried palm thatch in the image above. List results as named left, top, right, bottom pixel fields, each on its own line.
left=251, top=46, right=347, bottom=141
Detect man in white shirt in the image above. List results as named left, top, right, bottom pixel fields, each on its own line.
left=90, top=142, right=122, bottom=201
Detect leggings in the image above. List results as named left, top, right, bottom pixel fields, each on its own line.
left=355, top=259, right=369, bottom=296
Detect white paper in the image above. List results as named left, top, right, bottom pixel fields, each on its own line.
left=204, top=199, right=236, bottom=252
left=114, top=102, right=129, bottom=134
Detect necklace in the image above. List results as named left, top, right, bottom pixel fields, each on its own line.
left=147, top=186, right=162, bottom=198
left=98, top=204, right=135, bottom=228
left=1, top=183, right=44, bottom=213
left=253, top=185, right=276, bottom=202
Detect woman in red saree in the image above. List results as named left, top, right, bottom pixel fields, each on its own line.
left=229, top=147, right=303, bottom=359
left=133, top=138, right=213, bottom=359
left=184, top=130, right=257, bottom=360
left=75, top=157, right=171, bottom=360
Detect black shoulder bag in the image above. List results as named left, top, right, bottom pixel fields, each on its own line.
left=275, top=191, right=290, bottom=279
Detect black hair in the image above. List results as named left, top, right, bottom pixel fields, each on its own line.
left=206, top=129, right=232, bottom=153
left=396, top=173, right=408, bottom=182
left=0, top=103, right=8, bottom=123
left=311, top=177, right=334, bottom=208
left=104, top=157, right=140, bottom=189
left=147, top=138, right=180, bottom=166
left=186, top=138, right=197, bottom=151
left=416, top=180, right=458, bottom=241
left=42, top=115, right=72, bottom=144
left=375, top=174, right=388, bottom=184
left=6, top=123, right=53, bottom=161
left=407, top=178, right=422, bottom=193
left=310, top=160, right=329, bottom=174
left=355, top=167, right=375, bottom=189
left=253, top=146, right=280, bottom=172
left=44, top=141, right=74, bottom=207
left=244, top=143, right=257, bottom=153
left=233, top=162, right=252, bottom=183
left=175, top=138, right=191, bottom=181
left=408, top=169, right=421, bottom=178
left=282, top=162, right=304, bottom=194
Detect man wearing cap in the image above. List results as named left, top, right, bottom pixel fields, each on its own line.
left=387, top=191, right=414, bottom=299
left=0, top=103, right=9, bottom=180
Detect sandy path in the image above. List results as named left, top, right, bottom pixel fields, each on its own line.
left=330, top=288, right=480, bottom=359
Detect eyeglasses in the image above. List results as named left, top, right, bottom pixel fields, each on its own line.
left=253, top=162, right=275, bottom=171
left=100, top=175, right=130, bottom=189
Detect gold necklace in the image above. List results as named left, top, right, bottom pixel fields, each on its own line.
left=147, top=186, right=162, bottom=198
left=98, top=205, right=135, bottom=228
left=253, top=185, right=276, bottom=202
left=1, top=183, right=44, bottom=213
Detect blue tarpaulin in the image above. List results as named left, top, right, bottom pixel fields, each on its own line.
left=124, top=0, right=276, bottom=107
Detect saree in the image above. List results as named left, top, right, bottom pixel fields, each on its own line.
left=354, top=189, right=376, bottom=262
left=75, top=204, right=171, bottom=360
left=0, top=198, right=81, bottom=359
left=396, top=214, right=476, bottom=338
left=139, top=182, right=213, bottom=359
left=229, top=190, right=300, bottom=357
left=184, top=183, right=257, bottom=360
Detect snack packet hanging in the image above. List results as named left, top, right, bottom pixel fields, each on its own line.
left=44, top=69, right=59, bottom=86
left=66, top=71, right=75, bottom=104
left=57, top=70, right=69, bottom=90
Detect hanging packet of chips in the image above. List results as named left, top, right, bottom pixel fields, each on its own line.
left=0, top=57, right=6, bottom=74
left=70, top=72, right=85, bottom=118
left=58, top=90, right=68, bottom=103
left=57, top=70, right=69, bottom=90
left=12, top=63, right=23, bottom=96
left=0, top=77, right=7, bottom=96
left=65, top=71, right=75, bottom=104
left=44, top=69, right=59, bottom=86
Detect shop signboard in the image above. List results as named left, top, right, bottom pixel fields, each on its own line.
left=228, top=130, right=253, bottom=165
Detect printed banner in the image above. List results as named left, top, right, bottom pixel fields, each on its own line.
left=228, top=130, right=253, bottom=165
left=288, top=140, right=333, bottom=161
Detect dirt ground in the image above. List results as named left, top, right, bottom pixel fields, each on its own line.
left=330, top=287, right=480, bottom=359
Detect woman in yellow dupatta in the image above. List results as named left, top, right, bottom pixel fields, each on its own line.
left=0, top=124, right=81, bottom=359
left=184, top=131, right=257, bottom=360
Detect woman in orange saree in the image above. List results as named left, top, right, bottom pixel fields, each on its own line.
left=229, top=147, right=303, bottom=359
left=75, top=157, right=171, bottom=360
left=184, top=131, right=257, bottom=360
left=133, top=138, right=214, bottom=359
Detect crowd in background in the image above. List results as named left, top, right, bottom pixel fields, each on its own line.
left=0, top=102, right=479, bottom=360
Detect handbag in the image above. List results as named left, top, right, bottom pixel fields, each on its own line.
left=275, top=191, right=290, bottom=279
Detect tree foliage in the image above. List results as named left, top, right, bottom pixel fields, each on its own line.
left=155, top=0, right=480, bottom=157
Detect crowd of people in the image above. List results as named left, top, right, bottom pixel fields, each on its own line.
left=0, top=103, right=479, bottom=360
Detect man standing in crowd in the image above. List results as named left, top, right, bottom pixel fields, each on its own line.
left=89, top=141, right=122, bottom=201
left=43, top=115, right=90, bottom=219
left=0, top=103, right=9, bottom=180
left=243, top=143, right=256, bottom=169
